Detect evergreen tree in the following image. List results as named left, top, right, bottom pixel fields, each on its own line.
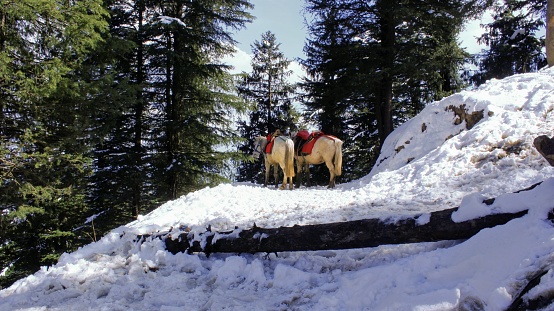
left=0, top=0, right=109, bottom=287
left=145, top=0, right=253, bottom=200
left=472, top=0, right=546, bottom=85
left=236, top=31, right=299, bottom=184
left=300, top=0, right=367, bottom=184
left=300, top=2, right=352, bottom=137
left=88, top=0, right=155, bottom=234
left=88, top=0, right=254, bottom=233
left=301, top=0, right=480, bottom=182
left=0, top=0, right=255, bottom=288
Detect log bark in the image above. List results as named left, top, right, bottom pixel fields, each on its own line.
left=156, top=182, right=545, bottom=255
left=163, top=208, right=528, bottom=256
left=507, top=267, right=554, bottom=311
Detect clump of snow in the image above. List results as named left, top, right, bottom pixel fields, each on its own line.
left=157, top=16, right=187, bottom=28
left=2, top=68, right=554, bottom=310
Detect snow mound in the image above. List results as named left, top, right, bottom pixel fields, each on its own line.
left=373, top=70, right=554, bottom=175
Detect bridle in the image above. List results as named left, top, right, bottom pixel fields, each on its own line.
left=252, top=138, right=265, bottom=159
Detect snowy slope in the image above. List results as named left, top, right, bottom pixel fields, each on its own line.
left=2, top=69, right=554, bottom=310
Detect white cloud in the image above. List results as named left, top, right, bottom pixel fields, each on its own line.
left=459, top=12, right=494, bottom=54
left=222, top=47, right=252, bottom=74
left=223, top=47, right=306, bottom=84
left=288, top=61, right=305, bottom=84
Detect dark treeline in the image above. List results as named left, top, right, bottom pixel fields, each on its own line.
left=0, top=0, right=546, bottom=287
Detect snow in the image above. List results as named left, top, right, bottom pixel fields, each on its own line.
left=510, top=29, right=526, bottom=40
left=3, top=68, right=554, bottom=310
left=158, top=16, right=187, bottom=28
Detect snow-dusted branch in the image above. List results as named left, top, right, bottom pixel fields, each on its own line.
left=157, top=16, right=188, bottom=28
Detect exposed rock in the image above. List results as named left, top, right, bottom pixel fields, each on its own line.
left=458, top=296, right=485, bottom=311
left=534, top=135, right=554, bottom=166
left=447, top=105, right=485, bottom=130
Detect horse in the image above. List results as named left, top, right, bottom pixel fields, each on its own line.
left=252, top=135, right=295, bottom=190
left=294, top=134, right=343, bottom=188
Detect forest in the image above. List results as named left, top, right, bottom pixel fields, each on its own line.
left=0, top=0, right=548, bottom=288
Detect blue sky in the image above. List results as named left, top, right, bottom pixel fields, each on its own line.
left=233, top=0, right=307, bottom=61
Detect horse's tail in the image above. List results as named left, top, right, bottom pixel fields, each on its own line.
left=285, top=139, right=296, bottom=177
left=334, top=139, right=343, bottom=176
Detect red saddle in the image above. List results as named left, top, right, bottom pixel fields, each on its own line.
left=265, top=134, right=274, bottom=153
left=296, top=131, right=332, bottom=155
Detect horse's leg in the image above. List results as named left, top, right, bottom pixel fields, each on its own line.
left=288, top=174, right=294, bottom=190
left=273, top=164, right=279, bottom=188
left=283, top=167, right=293, bottom=190
left=279, top=164, right=287, bottom=190
left=264, top=158, right=270, bottom=187
left=305, top=162, right=311, bottom=187
left=295, top=158, right=303, bottom=188
left=325, top=160, right=336, bottom=188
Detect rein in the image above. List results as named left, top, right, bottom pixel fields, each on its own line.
left=253, top=138, right=266, bottom=158
left=254, top=136, right=291, bottom=158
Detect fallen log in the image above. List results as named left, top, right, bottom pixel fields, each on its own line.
left=159, top=182, right=545, bottom=255
left=163, top=208, right=528, bottom=256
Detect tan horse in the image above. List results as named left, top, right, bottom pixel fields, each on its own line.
left=252, top=136, right=295, bottom=190
left=295, top=135, right=343, bottom=188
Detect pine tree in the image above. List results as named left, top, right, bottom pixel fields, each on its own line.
left=0, top=0, right=255, bottom=288
left=144, top=0, right=253, bottom=200
left=236, top=31, right=299, bottom=184
left=301, top=0, right=479, bottom=182
left=0, top=0, right=109, bottom=287
left=300, top=0, right=369, bottom=184
left=472, top=0, right=546, bottom=85
left=87, top=0, right=155, bottom=234
left=300, top=2, right=352, bottom=137
left=87, top=0, right=254, bottom=234
left=395, top=0, right=469, bottom=116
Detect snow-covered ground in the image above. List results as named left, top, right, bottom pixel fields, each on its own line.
left=2, top=68, right=554, bottom=310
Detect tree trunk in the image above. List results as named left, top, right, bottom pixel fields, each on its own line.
left=132, top=0, right=145, bottom=219
left=159, top=183, right=543, bottom=255
left=546, top=0, right=554, bottom=66
left=376, top=0, right=395, bottom=147
left=164, top=208, right=528, bottom=255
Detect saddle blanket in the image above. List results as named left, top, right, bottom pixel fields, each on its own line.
left=296, top=130, right=337, bottom=155
left=265, top=134, right=274, bottom=154
left=265, top=135, right=290, bottom=154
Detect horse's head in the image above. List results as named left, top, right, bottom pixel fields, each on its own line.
left=252, top=136, right=267, bottom=159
